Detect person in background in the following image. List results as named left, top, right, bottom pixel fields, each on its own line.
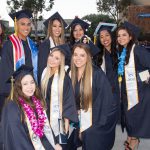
left=71, top=43, right=118, bottom=150
left=0, top=20, right=5, bottom=57
left=67, top=17, right=90, bottom=47
left=41, top=44, right=78, bottom=150
left=0, top=9, right=38, bottom=121
left=94, top=23, right=120, bottom=122
left=117, top=22, right=150, bottom=150
left=38, top=12, right=67, bottom=85
left=1, top=65, right=62, bottom=150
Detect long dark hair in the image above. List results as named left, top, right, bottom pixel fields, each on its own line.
left=7, top=73, right=46, bottom=122
left=69, top=23, right=86, bottom=46
left=0, top=21, right=5, bottom=50
left=96, top=28, right=118, bottom=70
left=116, top=26, right=136, bottom=65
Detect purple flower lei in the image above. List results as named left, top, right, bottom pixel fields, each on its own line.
left=19, top=96, right=46, bottom=138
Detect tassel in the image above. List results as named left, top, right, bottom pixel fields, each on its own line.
left=94, top=35, right=96, bottom=45
left=14, top=17, right=17, bottom=36
left=10, top=76, right=15, bottom=100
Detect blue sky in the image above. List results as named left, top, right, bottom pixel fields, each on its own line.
left=0, top=0, right=98, bottom=26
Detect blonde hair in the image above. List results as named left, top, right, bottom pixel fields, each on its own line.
left=71, top=43, right=93, bottom=111
left=46, top=18, right=65, bottom=45
left=41, top=48, right=65, bottom=108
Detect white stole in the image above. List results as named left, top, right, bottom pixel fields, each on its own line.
left=101, top=54, right=106, bottom=73
left=49, top=37, right=56, bottom=51
left=50, top=73, right=61, bottom=136
left=125, top=44, right=139, bottom=110
left=26, top=111, right=55, bottom=150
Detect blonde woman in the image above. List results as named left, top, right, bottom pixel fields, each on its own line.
left=38, top=12, right=67, bottom=84
left=71, top=43, right=118, bottom=150
left=41, top=45, right=78, bottom=149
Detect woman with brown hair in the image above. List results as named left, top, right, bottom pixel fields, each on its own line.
left=38, top=12, right=67, bottom=85
left=0, top=20, right=5, bottom=57
left=1, top=65, right=62, bottom=150
left=117, top=22, right=150, bottom=150
left=71, top=43, right=118, bottom=150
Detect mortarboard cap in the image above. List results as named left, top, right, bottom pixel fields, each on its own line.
left=67, top=17, right=90, bottom=30
left=43, top=12, right=68, bottom=29
left=9, top=9, right=33, bottom=21
left=94, top=22, right=117, bottom=36
left=7, top=65, right=33, bottom=83
left=76, top=35, right=100, bottom=56
left=123, top=21, right=140, bottom=38
left=51, top=43, right=71, bottom=65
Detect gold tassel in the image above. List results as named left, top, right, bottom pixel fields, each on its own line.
left=14, top=17, right=17, bottom=36
left=94, top=35, right=96, bottom=45
left=10, top=76, right=15, bottom=100
left=118, top=75, right=122, bottom=83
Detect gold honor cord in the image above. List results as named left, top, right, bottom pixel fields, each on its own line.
left=94, top=35, right=97, bottom=45
left=14, top=17, right=18, bottom=36
left=10, top=76, right=15, bottom=100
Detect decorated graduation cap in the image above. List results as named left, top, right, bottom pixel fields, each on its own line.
left=93, top=22, right=117, bottom=44
left=123, top=21, right=140, bottom=38
left=9, top=9, right=33, bottom=36
left=51, top=43, right=71, bottom=65
left=67, top=17, right=90, bottom=31
left=43, top=12, right=68, bottom=29
left=76, top=35, right=100, bottom=56
left=7, top=65, right=33, bottom=99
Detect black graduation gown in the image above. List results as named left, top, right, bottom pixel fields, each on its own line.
left=1, top=101, right=54, bottom=150
left=46, top=73, right=78, bottom=123
left=38, top=39, right=51, bottom=85
left=0, top=40, right=33, bottom=118
left=75, top=65, right=118, bottom=150
left=121, top=45, right=150, bottom=138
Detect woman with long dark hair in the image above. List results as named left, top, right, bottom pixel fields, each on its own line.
left=0, top=20, right=5, bottom=57
left=1, top=65, right=62, bottom=150
left=117, top=22, right=150, bottom=150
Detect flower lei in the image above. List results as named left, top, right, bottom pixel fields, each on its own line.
left=118, top=47, right=127, bottom=82
left=19, top=96, right=46, bottom=138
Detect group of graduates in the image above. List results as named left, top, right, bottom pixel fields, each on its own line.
left=0, top=8, right=150, bottom=150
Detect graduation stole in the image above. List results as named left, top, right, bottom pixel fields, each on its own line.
left=9, top=34, right=25, bottom=71
left=50, top=72, right=64, bottom=137
left=49, top=36, right=56, bottom=50
left=101, top=50, right=106, bottom=73
left=79, top=73, right=92, bottom=133
left=124, top=44, right=139, bottom=110
left=9, top=34, right=38, bottom=81
left=26, top=111, right=56, bottom=150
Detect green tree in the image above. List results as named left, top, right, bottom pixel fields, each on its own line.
left=7, top=0, right=54, bottom=39
left=96, top=0, right=131, bottom=25
left=82, top=14, right=115, bottom=41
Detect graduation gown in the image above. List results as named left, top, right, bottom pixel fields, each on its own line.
left=38, top=39, right=51, bottom=85
left=1, top=101, right=54, bottom=150
left=46, top=73, right=78, bottom=123
left=75, top=65, right=118, bottom=150
left=0, top=40, right=33, bottom=119
left=121, top=45, right=150, bottom=138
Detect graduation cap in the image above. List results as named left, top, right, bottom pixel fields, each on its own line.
left=7, top=65, right=33, bottom=100
left=67, top=17, right=90, bottom=30
left=51, top=43, right=71, bottom=65
left=43, top=12, right=68, bottom=29
left=123, top=21, right=140, bottom=38
left=9, top=9, right=33, bottom=21
left=94, top=22, right=117, bottom=37
left=76, top=35, right=100, bottom=56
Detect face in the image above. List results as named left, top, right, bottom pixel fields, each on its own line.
left=52, top=19, right=62, bottom=38
left=17, top=18, right=31, bottom=40
left=21, top=74, right=36, bottom=98
left=117, top=29, right=132, bottom=47
left=73, top=47, right=87, bottom=69
left=73, top=24, right=84, bottom=41
left=100, top=30, right=112, bottom=49
left=48, top=50, right=62, bottom=70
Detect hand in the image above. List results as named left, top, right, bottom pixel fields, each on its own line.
left=144, top=76, right=150, bottom=84
left=55, top=144, right=62, bottom=150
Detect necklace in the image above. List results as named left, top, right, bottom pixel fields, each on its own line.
left=118, top=47, right=126, bottom=82
left=19, top=96, right=46, bottom=138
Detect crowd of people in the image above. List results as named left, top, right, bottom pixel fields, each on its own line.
left=0, top=9, right=150, bottom=150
